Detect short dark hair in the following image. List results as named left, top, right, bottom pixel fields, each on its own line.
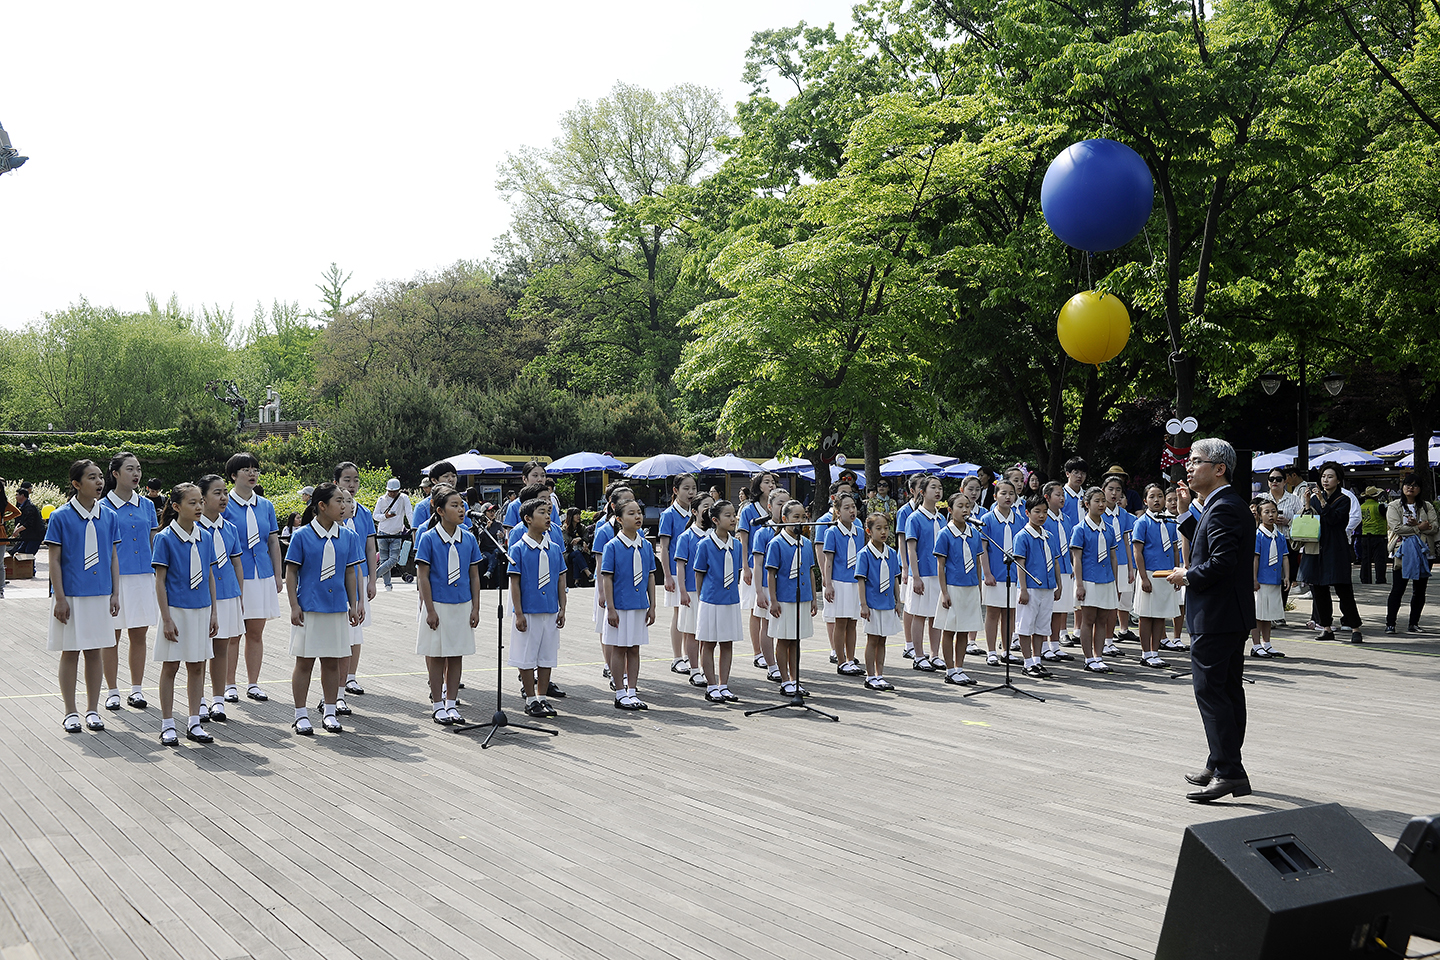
left=225, top=452, right=261, bottom=480
left=519, top=482, right=547, bottom=503
left=429, top=460, right=458, bottom=479
left=1064, top=457, right=1088, bottom=474
left=1024, top=494, right=1047, bottom=513
left=519, top=497, right=550, bottom=523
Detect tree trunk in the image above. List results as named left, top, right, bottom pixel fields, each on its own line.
left=1046, top=356, right=1071, bottom=477
left=1075, top=366, right=1103, bottom=464
left=863, top=426, right=881, bottom=508
left=1400, top=368, right=1437, bottom=503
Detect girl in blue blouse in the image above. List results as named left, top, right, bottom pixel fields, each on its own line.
left=152, top=483, right=219, bottom=745
left=417, top=486, right=482, bottom=725
left=855, top=513, right=901, bottom=691
left=748, top=488, right=788, bottom=684
left=658, top=474, right=697, bottom=675
left=601, top=499, right=657, bottom=711
left=284, top=483, right=361, bottom=735
left=335, top=462, right=379, bottom=697
left=100, top=451, right=160, bottom=711
left=822, top=493, right=865, bottom=678
left=672, top=495, right=711, bottom=690
left=45, top=460, right=122, bottom=733
left=738, top=471, right=777, bottom=670
left=197, top=475, right=244, bottom=723
left=764, top=500, right=819, bottom=699
left=691, top=500, right=745, bottom=704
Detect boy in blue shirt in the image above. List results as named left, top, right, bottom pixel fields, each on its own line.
left=1041, top=481, right=1077, bottom=664
left=508, top=497, right=567, bottom=718
left=1012, top=496, right=1061, bottom=678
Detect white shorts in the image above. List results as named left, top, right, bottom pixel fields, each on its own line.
left=509, top=611, right=560, bottom=669
left=604, top=606, right=650, bottom=648
left=1055, top=573, right=1076, bottom=615
left=1015, top=589, right=1055, bottom=636
left=48, top=595, right=118, bottom=652
left=938, top=584, right=983, bottom=634
left=112, top=574, right=159, bottom=630
left=417, top=601, right=476, bottom=657
left=825, top=581, right=861, bottom=622
left=240, top=575, right=281, bottom=621
left=907, top=576, right=941, bottom=619
left=1116, top=564, right=1135, bottom=602
left=155, top=605, right=214, bottom=662
left=982, top=581, right=1019, bottom=609
left=696, top=601, right=743, bottom=644
left=677, top=596, right=698, bottom=635
left=289, top=610, right=350, bottom=659
left=739, top=573, right=757, bottom=613
left=214, top=596, right=244, bottom=639
left=1134, top=581, right=1182, bottom=620
left=1255, top=583, right=1285, bottom=621
left=863, top=607, right=902, bottom=638
left=769, top=601, right=815, bottom=640
left=1079, top=580, right=1119, bottom=610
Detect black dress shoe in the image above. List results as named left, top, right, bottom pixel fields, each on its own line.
left=546, top=681, right=566, bottom=699
left=1185, top=768, right=1214, bottom=786
left=1186, top=777, right=1252, bottom=803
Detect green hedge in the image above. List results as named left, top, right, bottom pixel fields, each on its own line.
left=0, top=442, right=209, bottom=489
left=1, top=428, right=182, bottom=448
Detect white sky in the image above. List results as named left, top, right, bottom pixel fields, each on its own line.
left=1, top=1, right=857, bottom=331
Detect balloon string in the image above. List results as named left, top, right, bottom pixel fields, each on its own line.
left=1144, top=225, right=1156, bottom=264
left=1086, top=252, right=1093, bottom=290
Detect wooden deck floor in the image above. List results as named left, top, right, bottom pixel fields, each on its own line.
left=1, top=571, right=1437, bottom=960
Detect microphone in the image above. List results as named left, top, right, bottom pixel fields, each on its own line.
left=966, top=515, right=985, bottom=527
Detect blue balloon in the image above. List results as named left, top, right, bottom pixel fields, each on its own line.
left=1040, top=139, right=1154, bottom=253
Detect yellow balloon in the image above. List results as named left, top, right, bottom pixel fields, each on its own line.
left=41, top=504, right=56, bottom=520
left=1057, top=290, right=1130, bottom=365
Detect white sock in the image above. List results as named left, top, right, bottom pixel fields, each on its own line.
left=187, top=714, right=200, bottom=727
left=432, top=701, right=444, bottom=712
left=525, top=695, right=538, bottom=706
left=444, top=699, right=456, bottom=710
left=1263, top=641, right=1274, bottom=650
left=706, top=684, right=719, bottom=694
left=161, top=717, right=176, bottom=730
left=294, top=707, right=308, bottom=721
left=323, top=703, right=337, bottom=717
left=346, top=673, right=357, bottom=683
left=108, top=688, right=120, bottom=698
left=132, top=684, right=143, bottom=695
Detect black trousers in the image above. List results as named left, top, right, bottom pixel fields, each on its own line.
left=1359, top=535, right=1388, bottom=583
left=1387, top=575, right=1429, bottom=628
left=1311, top=582, right=1361, bottom=630
left=1190, top=631, right=1248, bottom=781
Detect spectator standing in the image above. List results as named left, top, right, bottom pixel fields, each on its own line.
left=562, top=507, right=592, bottom=587
left=1299, top=462, right=1363, bottom=643
left=144, top=477, right=167, bottom=517
left=373, top=479, right=412, bottom=591
left=1358, top=487, right=1388, bottom=584
left=1385, top=473, right=1436, bottom=634
left=1, top=477, right=19, bottom=596
left=865, top=479, right=899, bottom=543
left=10, top=483, right=43, bottom=556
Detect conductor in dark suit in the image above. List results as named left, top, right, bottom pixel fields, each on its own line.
left=1166, top=439, right=1257, bottom=802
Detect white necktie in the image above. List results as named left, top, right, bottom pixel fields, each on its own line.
left=1149, top=512, right=1172, bottom=552
left=443, top=528, right=461, bottom=585
left=524, top=534, right=550, bottom=588
left=1049, top=511, right=1069, bottom=551
left=845, top=526, right=857, bottom=570
left=172, top=521, right=203, bottom=589
left=202, top=519, right=228, bottom=569
left=619, top=532, right=644, bottom=588
left=77, top=502, right=100, bottom=571
left=237, top=493, right=260, bottom=549
left=1109, top=510, right=1122, bottom=540
left=724, top=538, right=735, bottom=588
left=788, top=537, right=800, bottom=581
left=878, top=549, right=891, bottom=593
left=312, top=520, right=337, bottom=581
left=1003, top=515, right=1013, bottom=553
left=1262, top=528, right=1279, bottom=566
left=1092, top=520, right=1108, bottom=563
left=1038, top=528, right=1054, bottom=570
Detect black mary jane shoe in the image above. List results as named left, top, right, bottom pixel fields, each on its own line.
left=186, top=724, right=214, bottom=744
left=546, top=681, right=567, bottom=700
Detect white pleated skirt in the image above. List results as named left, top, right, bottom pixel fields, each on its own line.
left=112, top=574, right=159, bottom=630
left=824, top=581, right=861, bottom=622
left=1134, top=582, right=1182, bottom=620
left=938, top=584, right=983, bottom=634
left=739, top=574, right=757, bottom=613
left=696, top=601, right=743, bottom=644
left=1255, top=583, right=1285, bottom=621
left=864, top=606, right=902, bottom=638
left=241, top=575, right=281, bottom=620
left=604, top=606, right=650, bottom=647
left=677, top=596, right=698, bottom=635
left=417, top=601, right=475, bottom=657
left=1079, top=580, right=1119, bottom=610
left=1055, top=573, right=1076, bottom=614
left=982, top=581, right=1019, bottom=609
left=769, top=601, right=815, bottom=640
left=47, top=595, right=117, bottom=652
left=1116, top=564, right=1135, bottom=599
left=289, top=611, right=350, bottom=659
left=214, top=596, right=244, bottom=639
left=660, top=580, right=681, bottom=608
left=154, top=606, right=213, bottom=662
left=592, top=588, right=605, bottom=635
left=908, top=576, right=941, bottom=618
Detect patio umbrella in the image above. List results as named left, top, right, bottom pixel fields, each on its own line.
left=546, top=451, right=627, bottom=474
left=883, top=452, right=958, bottom=468
left=1251, top=452, right=1295, bottom=472
left=624, top=454, right=702, bottom=480
left=1311, top=447, right=1380, bottom=469
left=760, top=456, right=811, bottom=473
left=1396, top=446, right=1440, bottom=468
left=1374, top=434, right=1440, bottom=457
left=941, top=462, right=982, bottom=478
left=879, top=457, right=938, bottom=477
left=423, top=451, right=509, bottom=475
left=698, top=454, right=764, bottom=473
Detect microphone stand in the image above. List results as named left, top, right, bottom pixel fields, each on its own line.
left=746, top=517, right=839, bottom=723
left=451, top=521, right=558, bottom=747
left=965, top=524, right=1047, bottom=703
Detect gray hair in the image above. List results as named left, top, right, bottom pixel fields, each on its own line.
left=1192, top=438, right=1236, bottom=481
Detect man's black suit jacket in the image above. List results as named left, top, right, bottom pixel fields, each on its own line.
left=1178, top=485, right=1257, bottom=635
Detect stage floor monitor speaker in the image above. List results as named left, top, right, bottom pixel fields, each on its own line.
left=1155, top=803, right=1428, bottom=959
left=1396, top=813, right=1440, bottom=942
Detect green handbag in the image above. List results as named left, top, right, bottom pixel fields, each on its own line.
left=1289, top=514, right=1320, bottom=543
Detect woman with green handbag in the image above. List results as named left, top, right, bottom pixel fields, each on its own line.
left=1297, top=463, right=1363, bottom=643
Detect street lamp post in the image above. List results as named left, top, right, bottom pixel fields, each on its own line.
left=1259, top=355, right=1345, bottom=474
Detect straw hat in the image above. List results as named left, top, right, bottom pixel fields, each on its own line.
left=1362, top=486, right=1382, bottom=498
